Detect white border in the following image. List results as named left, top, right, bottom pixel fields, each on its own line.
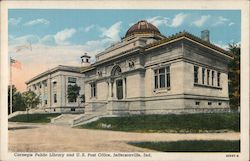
left=1, top=1, right=249, bottom=161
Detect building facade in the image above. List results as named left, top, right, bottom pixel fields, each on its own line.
left=82, top=20, right=233, bottom=115
left=26, top=65, right=85, bottom=113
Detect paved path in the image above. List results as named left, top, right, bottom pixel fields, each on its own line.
left=9, top=122, right=240, bottom=152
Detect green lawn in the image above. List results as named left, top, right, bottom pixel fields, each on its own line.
left=78, top=112, right=240, bottom=133
left=8, top=113, right=61, bottom=123
left=128, top=140, right=240, bottom=152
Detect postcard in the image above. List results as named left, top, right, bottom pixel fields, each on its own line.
left=0, top=0, right=249, bottom=161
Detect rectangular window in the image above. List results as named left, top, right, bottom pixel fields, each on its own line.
left=212, top=71, right=214, bottom=86
left=208, top=102, right=212, bottom=105
left=154, top=70, right=158, bottom=89
left=159, top=68, right=166, bottom=88
left=207, top=69, right=210, bottom=85
left=68, top=77, right=77, bottom=83
left=202, top=68, right=205, bottom=84
left=91, top=82, right=96, bottom=97
left=195, top=101, right=200, bottom=105
left=194, top=66, right=199, bottom=83
left=44, top=100, right=47, bottom=105
left=54, top=93, right=57, bottom=103
left=217, top=72, right=221, bottom=86
left=166, top=66, right=170, bottom=88
left=154, top=66, right=170, bottom=89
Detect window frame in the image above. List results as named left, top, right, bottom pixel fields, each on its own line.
left=90, top=82, right=96, bottom=98
left=154, top=66, right=170, bottom=90
left=194, top=66, right=199, bottom=83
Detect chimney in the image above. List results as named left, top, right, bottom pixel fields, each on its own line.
left=201, top=30, right=210, bottom=42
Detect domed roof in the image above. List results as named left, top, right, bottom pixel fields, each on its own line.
left=125, top=20, right=161, bottom=38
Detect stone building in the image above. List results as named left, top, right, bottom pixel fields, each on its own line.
left=26, top=65, right=85, bottom=113
left=81, top=20, right=233, bottom=115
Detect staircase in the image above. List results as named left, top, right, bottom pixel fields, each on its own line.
left=51, top=102, right=110, bottom=127
left=51, top=114, right=79, bottom=126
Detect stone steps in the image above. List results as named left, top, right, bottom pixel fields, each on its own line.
left=51, top=114, right=79, bottom=126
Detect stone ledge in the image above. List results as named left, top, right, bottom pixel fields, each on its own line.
left=194, top=83, right=222, bottom=90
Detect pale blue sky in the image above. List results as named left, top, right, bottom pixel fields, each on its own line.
left=9, top=9, right=240, bottom=47
left=8, top=9, right=241, bottom=91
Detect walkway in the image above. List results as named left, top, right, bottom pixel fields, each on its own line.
left=9, top=122, right=240, bottom=152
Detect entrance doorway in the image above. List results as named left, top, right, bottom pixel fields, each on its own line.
left=116, top=79, right=123, bottom=99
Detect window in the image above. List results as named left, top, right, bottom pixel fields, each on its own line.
left=44, top=100, right=47, bottom=105
left=91, top=82, right=96, bottom=97
left=208, top=102, right=212, bottom=105
left=154, top=66, right=170, bottom=89
left=207, top=69, right=210, bottom=85
left=194, top=66, right=199, bottom=83
left=86, top=58, right=89, bottom=63
left=166, top=66, right=170, bottom=88
left=71, top=108, right=75, bottom=111
left=39, top=83, right=42, bottom=88
left=53, top=81, right=57, bottom=88
left=217, top=72, right=221, bottom=86
left=68, top=77, right=77, bottom=83
left=195, top=101, right=200, bottom=105
left=159, top=68, right=165, bottom=88
left=212, top=71, right=214, bottom=86
left=54, top=93, right=57, bottom=103
left=218, top=102, right=222, bottom=106
left=202, top=68, right=205, bottom=84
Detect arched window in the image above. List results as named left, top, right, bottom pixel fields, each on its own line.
left=111, top=65, right=122, bottom=76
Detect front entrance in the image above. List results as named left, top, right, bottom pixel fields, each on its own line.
left=116, top=79, right=123, bottom=99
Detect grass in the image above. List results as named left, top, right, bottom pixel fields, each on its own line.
left=78, top=112, right=240, bottom=133
left=8, top=113, right=61, bottom=123
left=128, top=140, right=240, bottom=152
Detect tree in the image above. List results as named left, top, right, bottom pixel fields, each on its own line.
left=228, top=43, right=240, bottom=110
left=8, top=85, right=26, bottom=114
left=67, top=84, right=80, bottom=103
left=22, top=91, right=40, bottom=109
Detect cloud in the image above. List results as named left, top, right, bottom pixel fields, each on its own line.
left=100, top=21, right=122, bottom=41
left=23, top=18, right=50, bottom=26
left=147, top=16, right=169, bottom=27
left=228, top=22, right=235, bottom=26
left=54, top=28, right=76, bottom=45
left=191, top=15, right=211, bottom=27
left=40, top=35, right=55, bottom=45
left=84, top=25, right=95, bottom=32
left=9, top=21, right=124, bottom=91
left=9, top=34, right=40, bottom=46
left=170, top=13, right=188, bottom=27
left=9, top=17, right=22, bottom=26
left=146, top=14, right=187, bottom=28
left=212, top=16, right=229, bottom=26
left=9, top=44, right=85, bottom=91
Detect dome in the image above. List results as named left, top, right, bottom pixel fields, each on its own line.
left=125, top=20, right=161, bottom=38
